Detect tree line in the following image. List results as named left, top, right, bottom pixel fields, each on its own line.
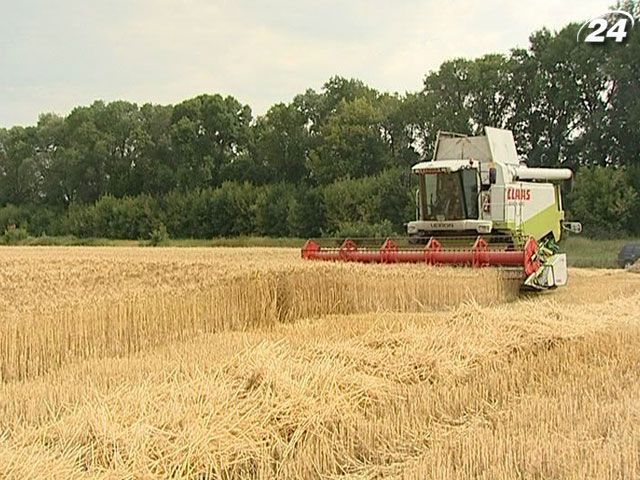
left=1, top=4, right=639, bottom=240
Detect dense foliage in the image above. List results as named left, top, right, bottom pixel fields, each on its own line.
left=1, top=6, right=639, bottom=239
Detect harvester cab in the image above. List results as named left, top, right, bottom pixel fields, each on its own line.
left=302, top=127, right=581, bottom=290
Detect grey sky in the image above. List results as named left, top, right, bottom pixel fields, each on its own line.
left=1, top=0, right=612, bottom=127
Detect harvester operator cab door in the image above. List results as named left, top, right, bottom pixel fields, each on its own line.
left=461, top=169, right=480, bottom=220
left=419, top=170, right=479, bottom=221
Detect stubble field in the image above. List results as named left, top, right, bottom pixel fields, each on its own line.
left=0, top=246, right=639, bottom=479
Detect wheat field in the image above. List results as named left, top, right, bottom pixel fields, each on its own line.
left=0, top=246, right=639, bottom=479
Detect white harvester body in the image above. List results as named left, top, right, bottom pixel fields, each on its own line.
left=302, top=127, right=580, bottom=290
left=407, top=127, right=580, bottom=289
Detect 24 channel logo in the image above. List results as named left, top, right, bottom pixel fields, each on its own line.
left=577, top=10, right=635, bottom=43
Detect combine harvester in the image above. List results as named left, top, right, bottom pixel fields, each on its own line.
left=302, top=127, right=581, bottom=290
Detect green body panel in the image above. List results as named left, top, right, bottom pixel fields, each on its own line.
left=493, top=204, right=563, bottom=242
left=521, top=203, right=564, bottom=242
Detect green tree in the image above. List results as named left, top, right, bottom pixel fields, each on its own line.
left=509, top=26, right=611, bottom=167
left=323, top=168, right=413, bottom=233
left=422, top=58, right=474, bottom=131
left=287, top=186, right=326, bottom=237
left=467, top=54, right=514, bottom=132
left=253, top=103, right=310, bottom=183
left=409, top=59, right=474, bottom=157
left=207, top=182, right=258, bottom=236
left=569, top=166, right=638, bottom=237
left=170, top=95, right=252, bottom=190
left=321, top=76, right=378, bottom=118
left=308, top=97, right=391, bottom=184
left=135, top=103, right=176, bottom=195
left=0, top=126, right=41, bottom=205
left=377, top=93, right=420, bottom=169
left=88, top=101, right=152, bottom=197
left=255, top=183, right=294, bottom=236
left=56, top=102, right=113, bottom=203
left=605, top=3, right=640, bottom=168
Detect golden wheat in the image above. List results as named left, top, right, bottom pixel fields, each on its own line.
left=1, top=246, right=639, bottom=478
left=0, top=292, right=638, bottom=479
left=0, top=246, right=520, bottom=381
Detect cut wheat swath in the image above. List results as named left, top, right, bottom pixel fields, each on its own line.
left=0, top=293, right=638, bottom=479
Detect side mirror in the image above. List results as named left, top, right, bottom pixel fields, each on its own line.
left=489, top=167, right=497, bottom=185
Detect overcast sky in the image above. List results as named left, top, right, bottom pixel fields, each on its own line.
left=0, top=0, right=613, bottom=127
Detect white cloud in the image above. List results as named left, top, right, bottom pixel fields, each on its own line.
left=0, top=0, right=614, bottom=126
